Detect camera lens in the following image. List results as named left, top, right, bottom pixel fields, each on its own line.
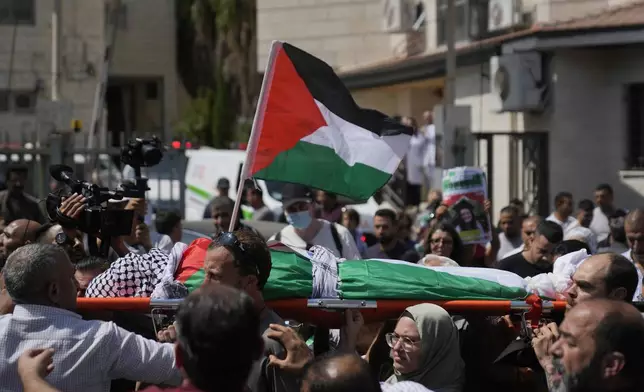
left=141, top=144, right=163, bottom=166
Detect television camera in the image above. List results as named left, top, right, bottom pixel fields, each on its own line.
left=46, top=137, right=166, bottom=257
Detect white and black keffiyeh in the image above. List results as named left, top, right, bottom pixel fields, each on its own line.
left=85, top=248, right=170, bottom=298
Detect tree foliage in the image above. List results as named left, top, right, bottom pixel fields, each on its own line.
left=175, top=0, right=259, bottom=147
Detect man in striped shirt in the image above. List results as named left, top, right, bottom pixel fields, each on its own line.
left=0, top=243, right=181, bottom=392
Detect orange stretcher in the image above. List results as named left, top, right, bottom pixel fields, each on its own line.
left=76, top=295, right=569, bottom=328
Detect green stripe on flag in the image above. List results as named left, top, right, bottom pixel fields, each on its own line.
left=184, top=268, right=206, bottom=292
left=254, top=141, right=392, bottom=201
left=338, top=260, right=528, bottom=301
left=263, top=250, right=314, bottom=300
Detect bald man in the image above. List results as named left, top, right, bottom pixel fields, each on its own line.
left=301, top=353, right=381, bottom=392
left=532, top=253, right=639, bottom=383
left=0, top=219, right=41, bottom=259
left=620, top=209, right=644, bottom=299
left=548, top=299, right=644, bottom=392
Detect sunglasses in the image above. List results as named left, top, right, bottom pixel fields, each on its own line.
left=213, top=232, right=259, bottom=277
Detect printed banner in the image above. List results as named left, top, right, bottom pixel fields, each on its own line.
left=441, top=167, right=491, bottom=245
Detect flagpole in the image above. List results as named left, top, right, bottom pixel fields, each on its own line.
left=229, top=41, right=282, bottom=232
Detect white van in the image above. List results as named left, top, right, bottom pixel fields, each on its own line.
left=182, top=148, right=380, bottom=234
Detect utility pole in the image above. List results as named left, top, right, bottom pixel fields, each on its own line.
left=86, top=0, right=120, bottom=179
left=443, top=0, right=457, bottom=169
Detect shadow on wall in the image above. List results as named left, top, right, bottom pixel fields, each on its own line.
left=616, top=172, right=644, bottom=210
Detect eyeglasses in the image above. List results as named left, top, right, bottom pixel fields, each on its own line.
left=213, top=232, right=259, bottom=276
left=385, top=332, right=420, bottom=352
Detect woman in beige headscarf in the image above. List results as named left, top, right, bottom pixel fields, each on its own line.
left=384, top=303, right=465, bottom=392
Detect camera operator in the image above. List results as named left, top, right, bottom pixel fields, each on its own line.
left=51, top=194, right=177, bottom=299
left=36, top=222, right=86, bottom=264
left=120, top=198, right=154, bottom=256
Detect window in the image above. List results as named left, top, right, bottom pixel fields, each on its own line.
left=436, top=0, right=489, bottom=45
left=0, top=90, right=36, bottom=113
left=626, top=84, right=644, bottom=169
left=0, top=0, right=35, bottom=25
left=0, top=90, right=8, bottom=112
left=12, top=91, right=36, bottom=114
left=145, top=82, right=159, bottom=100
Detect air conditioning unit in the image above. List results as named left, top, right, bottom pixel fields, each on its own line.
left=382, top=0, right=416, bottom=33
left=490, top=52, right=545, bottom=112
left=488, top=0, right=522, bottom=32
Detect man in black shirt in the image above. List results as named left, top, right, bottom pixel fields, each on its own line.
left=364, top=209, right=420, bottom=263
left=497, top=220, right=563, bottom=278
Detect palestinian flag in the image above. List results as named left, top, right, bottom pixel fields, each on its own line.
left=247, top=41, right=413, bottom=201
left=173, top=240, right=529, bottom=302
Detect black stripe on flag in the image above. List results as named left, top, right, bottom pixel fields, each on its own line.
left=282, top=43, right=413, bottom=137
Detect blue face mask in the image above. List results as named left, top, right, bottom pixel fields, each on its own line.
left=286, top=210, right=313, bottom=229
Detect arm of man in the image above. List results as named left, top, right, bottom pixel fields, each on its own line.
left=106, top=322, right=182, bottom=386
left=247, top=337, right=300, bottom=392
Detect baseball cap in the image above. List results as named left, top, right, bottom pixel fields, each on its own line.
left=217, top=178, right=230, bottom=189
left=281, top=183, right=312, bottom=209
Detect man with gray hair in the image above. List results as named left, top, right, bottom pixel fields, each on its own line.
left=0, top=243, right=181, bottom=391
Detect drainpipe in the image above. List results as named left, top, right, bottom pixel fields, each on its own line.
left=51, top=0, right=61, bottom=102
left=443, top=0, right=457, bottom=170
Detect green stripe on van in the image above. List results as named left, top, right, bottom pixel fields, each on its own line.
left=187, top=184, right=212, bottom=200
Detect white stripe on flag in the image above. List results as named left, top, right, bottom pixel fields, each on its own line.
left=370, top=258, right=527, bottom=290
left=299, top=100, right=410, bottom=174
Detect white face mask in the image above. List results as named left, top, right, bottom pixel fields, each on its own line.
left=286, top=210, right=313, bottom=229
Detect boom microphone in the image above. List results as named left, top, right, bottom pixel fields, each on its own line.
left=49, top=164, right=75, bottom=183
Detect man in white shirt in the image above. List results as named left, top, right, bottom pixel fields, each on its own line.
left=590, top=184, right=622, bottom=243
left=501, top=215, right=542, bottom=259
left=153, top=210, right=183, bottom=254
left=421, top=110, right=441, bottom=191
left=495, top=206, right=523, bottom=261
left=0, top=243, right=181, bottom=392
left=621, top=208, right=644, bottom=301
left=270, top=184, right=361, bottom=259
left=546, top=191, right=579, bottom=235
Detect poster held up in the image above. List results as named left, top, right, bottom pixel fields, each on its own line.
left=442, top=167, right=491, bottom=245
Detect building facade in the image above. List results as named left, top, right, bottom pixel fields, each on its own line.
left=257, top=0, right=644, bottom=218
left=0, top=0, right=181, bottom=148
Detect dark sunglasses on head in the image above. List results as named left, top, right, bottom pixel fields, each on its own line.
left=213, top=232, right=259, bottom=276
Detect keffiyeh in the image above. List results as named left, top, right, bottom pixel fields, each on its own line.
left=85, top=248, right=170, bottom=298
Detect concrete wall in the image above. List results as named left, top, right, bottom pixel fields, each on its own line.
left=453, top=64, right=521, bottom=216
left=453, top=47, right=644, bottom=216
left=528, top=0, right=637, bottom=23
left=0, top=0, right=104, bottom=143
left=352, top=85, right=441, bottom=120
left=534, top=48, right=644, bottom=210
left=257, top=0, right=413, bottom=71
left=110, top=0, right=180, bottom=139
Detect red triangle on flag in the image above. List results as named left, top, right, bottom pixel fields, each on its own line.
left=250, top=46, right=327, bottom=174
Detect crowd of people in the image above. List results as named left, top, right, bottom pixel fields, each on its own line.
left=1, top=156, right=644, bottom=392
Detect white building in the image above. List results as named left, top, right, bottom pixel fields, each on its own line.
left=258, top=0, right=644, bottom=218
